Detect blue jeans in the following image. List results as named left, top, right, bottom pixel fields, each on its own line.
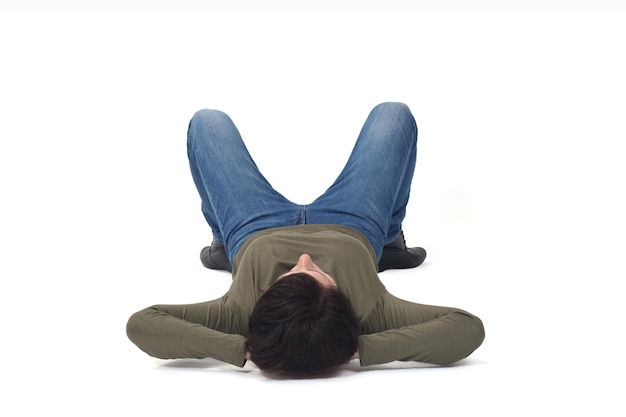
left=187, top=102, right=418, bottom=265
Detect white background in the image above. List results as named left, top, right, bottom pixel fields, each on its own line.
left=1, top=2, right=625, bottom=416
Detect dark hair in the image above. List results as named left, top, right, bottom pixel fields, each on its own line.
left=246, top=273, right=359, bottom=375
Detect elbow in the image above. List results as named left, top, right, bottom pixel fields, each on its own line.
left=435, top=311, right=486, bottom=366
left=454, top=312, right=486, bottom=364
left=126, top=307, right=159, bottom=353
left=126, top=310, right=145, bottom=346
left=471, top=314, right=486, bottom=352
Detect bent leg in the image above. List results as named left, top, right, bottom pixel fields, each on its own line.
left=307, top=102, right=418, bottom=259
left=187, top=110, right=300, bottom=263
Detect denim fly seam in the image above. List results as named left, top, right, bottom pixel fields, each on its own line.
left=299, top=205, right=307, bottom=225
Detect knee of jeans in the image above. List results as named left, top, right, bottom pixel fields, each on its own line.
left=190, top=109, right=230, bottom=128
left=376, top=102, right=416, bottom=129
left=375, top=102, right=411, bottom=115
left=376, top=102, right=410, bottom=112
left=374, top=103, right=418, bottom=146
left=188, top=109, right=233, bottom=146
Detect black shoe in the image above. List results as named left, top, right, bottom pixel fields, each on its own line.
left=378, top=231, right=426, bottom=272
left=200, top=239, right=232, bottom=272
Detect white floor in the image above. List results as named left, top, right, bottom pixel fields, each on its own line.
left=2, top=5, right=625, bottom=416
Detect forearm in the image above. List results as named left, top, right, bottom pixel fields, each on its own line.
left=126, top=306, right=247, bottom=367
left=358, top=310, right=485, bottom=366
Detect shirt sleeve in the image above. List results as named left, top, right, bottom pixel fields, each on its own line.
left=126, top=297, right=248, bottom=367
left=357, top=293, right=485, bottom=366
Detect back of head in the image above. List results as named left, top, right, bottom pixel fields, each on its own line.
left=246, top=273, right=359, bottom=375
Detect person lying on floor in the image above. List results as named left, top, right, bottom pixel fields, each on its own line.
left=126, top=102, right=485, bottom=376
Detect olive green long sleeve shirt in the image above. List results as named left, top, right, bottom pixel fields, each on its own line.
left=127, top=225, right=484, bottom=367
